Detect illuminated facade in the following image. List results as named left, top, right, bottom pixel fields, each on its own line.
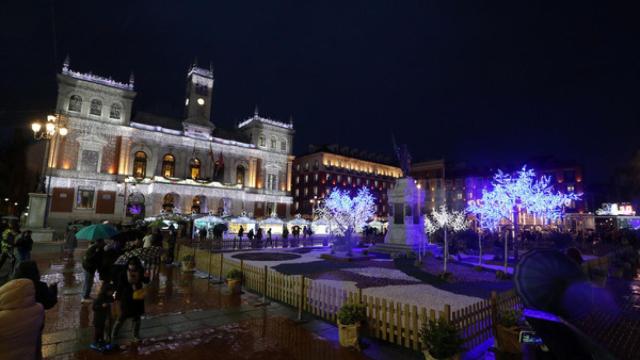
left=291, top=145, right=401, bottom=217
left=45, top=58, right=294, bottom=228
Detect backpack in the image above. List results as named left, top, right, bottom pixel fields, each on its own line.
left=82, top=245, right=100, bottom=272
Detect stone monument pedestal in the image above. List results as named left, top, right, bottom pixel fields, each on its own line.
left=370, top=177, right=426, bottom=255
left=24, top=192, right=55, bottom=242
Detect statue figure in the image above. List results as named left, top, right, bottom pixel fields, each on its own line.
left=392, top=136, right=412, bottom=177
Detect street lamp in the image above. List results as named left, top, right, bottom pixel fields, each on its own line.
left=31, top=114, right=68, bottom=228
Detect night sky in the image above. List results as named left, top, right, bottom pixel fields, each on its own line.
left=2, top=1, right=639, bottom=183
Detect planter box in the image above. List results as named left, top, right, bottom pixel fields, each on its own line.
left=227, top=279, right=241, bottom=294
left=337, top=321, right=360, bottom=349
left=495, top=324, right=521, bottom=354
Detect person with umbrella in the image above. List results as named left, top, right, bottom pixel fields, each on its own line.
left=81, top=238, right=104, bottom=303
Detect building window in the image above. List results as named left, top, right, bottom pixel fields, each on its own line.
left=280, top=140, right=287, bottom=152
left=270, top=138, right=277, bottom=149
left=326, top=173, right=331, bottom=180
left=295, top=189, right=300, bottom=197
left=133, top=151, right=147, bottom=178
left=236, top=165, right=245, bottom=185
left=304, top=188, right=308, bottom=196
left=295, top=164, right=301, bottom=171
left=259, top=136, right=266, bottom=147
left=347, top=176, right=351, bottom=184
left=567, top=185, right=575, bottom=192
left=90, top=99, right=102, bottom=116
left=295, top=176, right=300, bottom=184
left=68, top=95, right=82, bottom=112
left=304, top=162, right=309, bottom=170
left=80, top=150, right=99, bottom=173
left=366, top=179, right=370, bottom=185
left=162, top=154, right=176, bottom=178
left=110, top=104, right=122, bottom=119
left=457, top=193, right=463, bottom=200
left=267, top=174, right=277, bottom=191
left=374, top=180, right=378, bottom=187
left=294, top=202, right=299, bottom=211
left=189, top=158, right=201, bottom=179
left=314, top=160, right=319, bottom=169
left=313, top=186, right=318, bottom=195
left=314, top=173, right=319, bottom=181
left=337, top=175, right=342, bottom=182
left=304, top=174, right=309, bottom=183
left=76, top=187, right=95, bottom=209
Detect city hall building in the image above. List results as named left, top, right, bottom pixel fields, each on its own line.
left=45, top=58, right=294, bottom=228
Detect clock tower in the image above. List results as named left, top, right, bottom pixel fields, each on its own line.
left=183, top=61, right=214, bottom=136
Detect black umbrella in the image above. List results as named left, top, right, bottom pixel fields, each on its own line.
left=115, top=246, right=164, bottom=266
left=514, top=249, right=588, bottom=314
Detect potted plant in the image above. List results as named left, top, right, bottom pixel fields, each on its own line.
left=226, top=269, right=243, bottom=294
left=181, top=255, right=196, bottom=272
left=419, top=318, right=464, bottom=360
left=495, top=308, right=523, bottom=354
left=337, top=303, right=367, bottom=349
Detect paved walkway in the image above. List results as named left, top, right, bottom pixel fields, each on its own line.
left=33, top=247, right=421, bottom=360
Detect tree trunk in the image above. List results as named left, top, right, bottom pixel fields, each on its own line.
left=478, top=232, right=483, bottom=265
left=443, top=228, right=448, bottom=273
left=512, top=208, right=519, bottom=262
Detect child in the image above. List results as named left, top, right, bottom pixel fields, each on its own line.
left=90, top=282, right=114, bottom=351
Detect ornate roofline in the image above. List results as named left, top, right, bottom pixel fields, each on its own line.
left=62, top=64, right=134, bottom=91
left=238, top=114, right=293, bottom=130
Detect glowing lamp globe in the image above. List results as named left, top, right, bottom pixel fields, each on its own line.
left=45, top=122, right=55, bottom=133
left=59, top=127, right=68, bottom=136
left=31, top=122, right=42, bottom=133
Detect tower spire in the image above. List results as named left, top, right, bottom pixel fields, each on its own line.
left=62, top=54, right=70, bottom=72
left=254, top=105, right=259, bottom=117
left=129, top=72, right=135, bottom=86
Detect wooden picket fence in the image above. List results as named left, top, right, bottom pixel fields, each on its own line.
left=176, top=245, right=522, bottom=353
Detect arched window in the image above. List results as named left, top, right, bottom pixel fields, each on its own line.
left=162, top=193, right=177, bottom=211
left=133, top=151, right=147, bottom=178
left=110, top=103, right=122, bottom=119
left=68, top=95, right=82, bottom=112
left=189, top=158, right=201, bottom=179
left=90, top=99, right=102, bottom=116
left=259, top=135, right=266, bottom=147
left=270, top=137, right=277, bottom=149
left=236, top=165, right=245, bottom=185
left=162, top=154, right=175, bottom=178
left=280, top=140, right=287, bottom=152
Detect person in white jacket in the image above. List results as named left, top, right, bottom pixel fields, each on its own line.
left=0, top=278, right=44, bottom=360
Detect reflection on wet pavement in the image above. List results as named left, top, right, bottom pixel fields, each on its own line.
left=36, top=251, right=375, bottom=360
left=53, top=317, right=365, bottom=360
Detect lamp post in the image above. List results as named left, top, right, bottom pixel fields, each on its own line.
left=31, top=114, right=68, bottom=228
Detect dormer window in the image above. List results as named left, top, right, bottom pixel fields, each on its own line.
left=90, top=99, right=102, bottom=116
left=110, top=104, right=122, bottom=119
left=68, top=95, right=82, bottom=112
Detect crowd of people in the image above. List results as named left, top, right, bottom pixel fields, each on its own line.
left=0, top=220, right=171, bottom=358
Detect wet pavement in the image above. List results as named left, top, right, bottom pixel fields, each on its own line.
left=32, top=248, right=421, bottom=360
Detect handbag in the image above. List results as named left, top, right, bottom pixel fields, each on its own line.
left=132, top=286, right=146, bottom=300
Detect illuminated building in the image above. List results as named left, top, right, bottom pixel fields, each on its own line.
left=291, top=144, right=401, bottom=218
left=44, top=57, right=294, bottom=227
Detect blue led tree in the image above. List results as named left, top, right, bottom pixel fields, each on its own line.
left=467, top=166, right=580, bottom=270
left=315, top=187, right=376, bottom=255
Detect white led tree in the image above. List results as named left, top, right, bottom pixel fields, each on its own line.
left=467, top=166, right=580, bottom=270
left=315, top=187, right=376, bottom=255
left=425, top=205, right=467, bottom=273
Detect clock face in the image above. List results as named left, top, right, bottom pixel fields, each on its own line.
left=185, top=98, right=189, bottom=106
left=197, top=98, right=205, bottom=106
